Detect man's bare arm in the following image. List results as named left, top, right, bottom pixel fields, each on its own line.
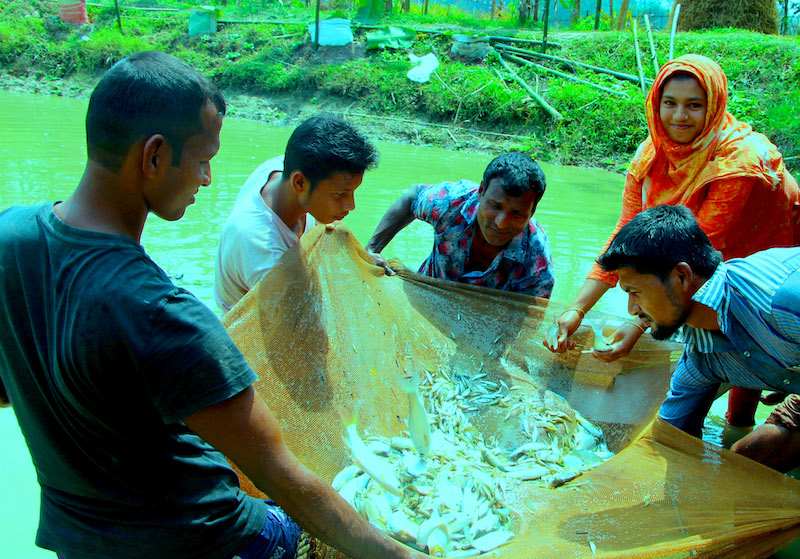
left=365, top=185, right=421, bottom=254
left=184, top=386, right=427, bottom=559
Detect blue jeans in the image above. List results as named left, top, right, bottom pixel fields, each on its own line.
left=56, top=500, right=302, bottom=559
left=230, top=500, right=302, bottom=559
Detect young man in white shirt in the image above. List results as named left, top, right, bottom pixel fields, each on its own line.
left=214, top=113, right=379, bottom=312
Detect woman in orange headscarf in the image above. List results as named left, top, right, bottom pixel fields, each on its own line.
left=546, top=54, right=799, bottom=427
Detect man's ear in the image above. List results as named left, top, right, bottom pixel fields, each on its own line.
left=673, top=262, right=694, bottom=289
left=290, top=171, right=309, bottom=194
left=477, top=181, right=485, bottom=197
left=142, top=134, right=168, bottom=178
left=528, top=200, right=539, bottom=218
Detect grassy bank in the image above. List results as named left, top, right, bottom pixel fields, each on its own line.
left=1, top=0, right=798, bottom=170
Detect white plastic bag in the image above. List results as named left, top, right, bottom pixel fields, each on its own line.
left=407, top=53, right=440, bottom=83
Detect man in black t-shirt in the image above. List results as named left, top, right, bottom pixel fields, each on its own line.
left=0, top=51, right=428, bottom=559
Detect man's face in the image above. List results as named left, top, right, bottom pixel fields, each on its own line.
left=299, top=171, right=363, bottom=224
left=618, top=266, right=691, bottom=340
left=476, top=178, right=538, bottom=248
left=149, top=101, right=222, bottom=222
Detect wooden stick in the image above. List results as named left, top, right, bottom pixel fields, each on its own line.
left=268, top=33, right=303, bottom=40
left=495, top=43, right=653, bottom=85
left=669, top=3, right=681, bottom=60
left=345, top=111, right=535, bottom=140
left=505, top=53, right=630, bottom=97
left=113, top=0, right=123, bottom=34
left=487, top=36, right=562, bottom=48
left=644, top=14, right=659, bottom=74
left=491, top=0, right=497, bottom=20
left=632, top=20, right=646, bottom=94
left=497, top=52, right=563, bottom=120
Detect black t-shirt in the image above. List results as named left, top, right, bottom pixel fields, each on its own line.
left=0, top=203, right=266, bottom=559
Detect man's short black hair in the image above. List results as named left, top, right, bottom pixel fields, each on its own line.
left=283, top=113, right=379, bottom=189
left=482, top=152, right=546, bottom=202
left=598, top=205, right=721, bottom=281
left=86, top=51, right=226, bottom=173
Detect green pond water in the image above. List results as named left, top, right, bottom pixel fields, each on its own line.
left=0, top=90, right=788, bottom=558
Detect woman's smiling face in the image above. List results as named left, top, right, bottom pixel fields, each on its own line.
left=659, top=75, right=708, bottom=144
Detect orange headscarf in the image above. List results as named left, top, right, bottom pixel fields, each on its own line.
left=629, top=53, right=793, bottom=205
left=587, top=53, right=799, bottom=286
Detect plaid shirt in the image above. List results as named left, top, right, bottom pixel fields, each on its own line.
left=410, top=180, right=554, bottom=298
left=660, top=248, right=800, bottom=430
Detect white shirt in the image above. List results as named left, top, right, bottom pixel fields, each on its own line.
left=213, top=156, right=315, bottom=312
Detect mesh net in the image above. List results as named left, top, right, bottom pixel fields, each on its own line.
left=223, top=224, right=800, bottom=558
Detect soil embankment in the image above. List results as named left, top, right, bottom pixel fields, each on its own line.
left=2, top=1, right=798, bottom=170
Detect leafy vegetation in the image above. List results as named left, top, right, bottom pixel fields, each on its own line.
left=1, top=0, right=798, bottom=170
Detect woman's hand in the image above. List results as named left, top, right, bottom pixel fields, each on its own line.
left=591, top=321, right=645, bottom=363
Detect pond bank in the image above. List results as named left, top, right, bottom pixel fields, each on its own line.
left=0, top=68, right=538, bottom=162
left=2, top=0, right=798, bottom=171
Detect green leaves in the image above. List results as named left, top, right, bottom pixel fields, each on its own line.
left=354, top=0, right=383, bottom=25
left=365, top=26, right=416, bottom=50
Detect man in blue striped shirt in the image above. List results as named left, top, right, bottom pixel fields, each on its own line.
left=598, top=204, right=800, bottom=472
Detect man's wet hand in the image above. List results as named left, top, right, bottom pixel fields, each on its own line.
left=367, top=250, right=395, bottom=276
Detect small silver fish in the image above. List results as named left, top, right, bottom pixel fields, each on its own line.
left=544, top=323, right=559, bottom=347
left=340, top=409, right=403, bottom=496
left=400, top=355, right=432, bottom=457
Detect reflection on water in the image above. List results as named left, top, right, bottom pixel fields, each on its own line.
left=0, top=89, right=766, bottom=557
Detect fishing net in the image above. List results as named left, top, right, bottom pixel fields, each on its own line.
left=223, top=224, right=800, bottom=558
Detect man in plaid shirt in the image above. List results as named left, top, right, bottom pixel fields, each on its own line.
left=366, top=152, right=554, bottom=298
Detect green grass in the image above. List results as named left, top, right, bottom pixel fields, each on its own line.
left=1, top=0, right=798, bottom=169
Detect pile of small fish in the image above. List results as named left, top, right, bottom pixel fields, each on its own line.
left=334, top=364, right=614, bottom=557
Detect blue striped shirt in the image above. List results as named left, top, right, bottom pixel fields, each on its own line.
left=659, top=248, right=800, bottom=429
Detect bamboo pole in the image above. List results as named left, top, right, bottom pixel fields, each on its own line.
left=669, top=3, right=681, bottom=60
left=488, top=36, right=562, bottom=49
left=504, top=53, right=629, bottom=97
left=593, top=0, right=602, bottom=30
left=314, top=0, right=320, bottom=49
left=114, top=0, right=123, bottom=34
left=644, top=14, right=659, bottom=74
left=217, top=19, right=305, bottom=24
left=86, top=2, right=177, bottom=10
left=497, top=52, right=563, bottom=120
left=632, top=20, right=646, bottom=94
left=495, top=42, right=653, bottom=85
left=491, top=0, right=496, bottom=20
left=616, top=0, right=630, bottom=30
left=541, top=0, right=550, bottom=53
left=782, top=0, right=789, bottom=34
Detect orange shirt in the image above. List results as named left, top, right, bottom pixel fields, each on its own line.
left=588, top=171, right=799, bottom=285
